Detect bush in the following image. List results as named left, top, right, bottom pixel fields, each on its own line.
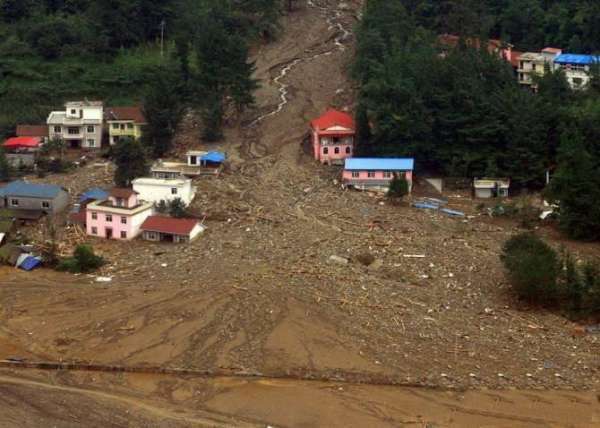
left=387, top=174, right=409, bottom=199
left=57, top=244, right=104, bottom=274
left=500, top=233, right=560, bottom=303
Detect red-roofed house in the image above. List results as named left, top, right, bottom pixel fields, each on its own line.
left=438, top=34, right=514, bottom=62
left=310, top=109, right=355, bottom=165
left=141, top=216, right=205, bottom=243
left=3, top=137, right=42, bottom=150
left=105, top=106, right=147, bottom=145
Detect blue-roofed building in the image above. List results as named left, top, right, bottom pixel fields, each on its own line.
left=553, top=53, right=600, bottom=89
left=0, top=181, right=69, bottom=218
left=343, top=158, right=414, bottom=191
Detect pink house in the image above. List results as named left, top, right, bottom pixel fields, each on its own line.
left=85, top=188, right=153, bottom=240
left=342, top=158, right=414, bottom=191
left=310, top=109, right=355, bottom=165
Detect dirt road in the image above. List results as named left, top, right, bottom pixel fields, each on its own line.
left=1, top=0, right=600, bottom=425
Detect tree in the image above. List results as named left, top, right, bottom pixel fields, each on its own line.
left=168, top=197, right=187, bottom=218
left=387, top=174, right=410, bottom=199
left=142, top=66, right=185, bottom=158
left=355, top=104, right=372, bottom=156
left=500, top=233, right=560, bottom=303
left=113, top=137, right=148, bottom=187
left=0, top=147, right=12, bottom=181
left=57, top=244, right=105, bottom=273
left=546, top=129, right=600, bottom=240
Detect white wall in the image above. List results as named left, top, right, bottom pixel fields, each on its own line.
left=133, top=179, right=196, bottom=206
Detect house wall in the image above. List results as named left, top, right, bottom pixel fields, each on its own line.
left=108, top=121, right=144, bottom=144
left=133, top=180, right=195, bottom=206
left=86, top=206, right=153, bottom=240
left=4, top=190, right=68, bottom=214
left=342, top=170, right=414, bottom=191
left=318, top=142, right=353, bottom=164
left=6, top=153, right=35, bottom=167
left=108, top=194, right=137, bottom=208
left=48, top=124, right=103, bottom=149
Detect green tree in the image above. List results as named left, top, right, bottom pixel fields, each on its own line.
left=0, top=147, right=12, bottom=181
left=57, top=244, right=105, bottom=273
left=168, top=197, right=187, bottom=218
left=387, top=174, right=410, bottom=199
left=142, top=65, right=185, bottom=158
left=500, top=233, right=560, bottom=303
left=113, top=137, right=148, bottom=187
left=546, top=129, right=600, bottom=240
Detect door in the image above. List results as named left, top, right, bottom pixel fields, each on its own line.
left=105, top=228, right=113, bottom=239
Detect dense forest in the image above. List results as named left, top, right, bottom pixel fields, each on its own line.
left=354, top=0, right=600, bottom=240
left=0, top=0, right=282, bottom=140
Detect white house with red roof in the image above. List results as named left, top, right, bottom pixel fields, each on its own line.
left=310, top=109, right=355, bottom=165
left=140, top=216, right=205, bottom=243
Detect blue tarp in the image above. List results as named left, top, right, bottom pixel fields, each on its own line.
left=413, top=202, right=439, bottom=210
left=201, top=152, right=226, bottom=163
left=18, top=255, right=42, bottom=271
left=554, top=53, right=600, bottom=66
left=80, top=187, right=109, bottom=203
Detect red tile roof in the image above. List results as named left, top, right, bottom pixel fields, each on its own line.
left=105, top=106, right=146, bottom=124
left=16, top=125, right=48, bottom=138
left=311, top=109, right=355, bottom=131
left=510, top=51, right=523, bottom=67
left=109, top=188, right=137, bottom=199
left=141, top=216, right=200, bottom=236
left=3, top=137, right=42, bottom=149
left=542, top=47, right=562, bottom=54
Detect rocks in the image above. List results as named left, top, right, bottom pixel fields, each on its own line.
left=329, top=255, right=349, bottom=265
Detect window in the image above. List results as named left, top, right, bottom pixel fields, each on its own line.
left=171, top=188, right=178, bottom=195
left=68, top=127, right=79, bottom=135
left=367, top=172, right=376, bottom=178
left=87, top=126, right=95, bottom=133
left=112, top=123, right=119, bottom=130
left=91, top=227, right=98, bottom=235
left=333, top=137, right=340, bottom=144
left=113, top=136, right=119, bottom=144
left=334, top=147, right=340, bottom=154
left=351, top=171, right=359, bottom=178
left=10, top=199, right=18, bottom=206
left=120, top=124, right=125, bottom=130
left=120, top=231, right=127, bottom=239
left=106, top=214, right=113, bottom=222
left=116, top=198, right=124, bottom=207
left=54, top=126, right=62, bottom=133
left=91, top=212, right=97, bottom=220
left=383, top=171, right=392, bottom=178
left=41, top=201, right=50, bottom=209
left=532, top=63, right=536, bottom=71
left=519, top=61, right=524, bottom=69
left=127, top=123, right=134, bottom=129
left=147, top=232, right=157, bottom=240
left=323, top=147, right=329, bottom=155
left=71, top=109, right=77, bottom=115
left=345, top=146, right=351, bottom=154
left=87, top=139, right=95, bottom=147
left=573, top=77, right=583, bottom=86
left=121, top=216, right=127, bottom=224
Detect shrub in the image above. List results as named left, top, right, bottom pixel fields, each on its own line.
left=387, top=174, right=409, bottom=199
left=57, top=244, right=104, bottom=274
left=168, top=197, right=187, bottom=218
left=500, top=233, right=560, bottom=303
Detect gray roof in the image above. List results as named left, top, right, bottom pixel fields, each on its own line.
left=0, top=181, right=65, bottom=199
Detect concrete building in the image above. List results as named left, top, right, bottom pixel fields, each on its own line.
left=140, top=216, right=205, bottom=243
left=553, top=53, right=600, bottom=90
left=105, top=106, right=147, bottom=145
left=132, top=177, right=196, bottom=206
left=473, top=179, right=510, bottom=198
left=47, top=101, right=104, bottom=149
left=310, top=109, right=355, bottom=165
left=342, top=158, right=414, bottom=191
left=86, top=188, right=153, bottom=240
left=0, top=181, right=69, bottom=218
left=517, top=48, right=562, bottom=89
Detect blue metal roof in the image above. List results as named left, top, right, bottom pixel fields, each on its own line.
left=80, top=187, right=108, bottom=202
left=554, top=54, right=600, bottom=65
left=344, top=158, right=414, bottom=171
left=201, top=151, right=226, bottom=163
left=0, top=181, right=64, bottom=199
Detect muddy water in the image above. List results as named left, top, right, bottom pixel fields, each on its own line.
left=0, top=370, right=598, bottom=427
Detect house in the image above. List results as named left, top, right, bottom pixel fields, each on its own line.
left=517, top=48, right=562, bottom=88
left=47, top=101, right=104, bottom=149
left=3, top=137, right=43, bottom=167
left=132, top=177, right=196, bottom=206
left=342, top=158, right=414, bottom=191
left=310, top=109, right=355, bottom=165
left=438, top=34, right=515, bottom=62
left=16, top=125, right=49, bottom=142
left=140, top=216, right=205, bottom=243
left=473, top=178, right=510, bottom=198
left=553, top=53, right=600, bottom=89
left=0, top=181, right=69, bottom=219
left=105, top=106, right=147, bottom=145
left=69, top=188, right=109, bottom=226
left=151, top=150, right=226, bottom=178
left=86, top=188, right=153, bottom=240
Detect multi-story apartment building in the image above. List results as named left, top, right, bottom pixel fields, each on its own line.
left=553, top=54, right=600, bottom=90
left=47, top=101, right=104, bottom=149
left=517, top=48, right=562, bottom=89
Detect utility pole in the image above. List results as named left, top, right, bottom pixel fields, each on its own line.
left=160, top=19, right=166, bottom=58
